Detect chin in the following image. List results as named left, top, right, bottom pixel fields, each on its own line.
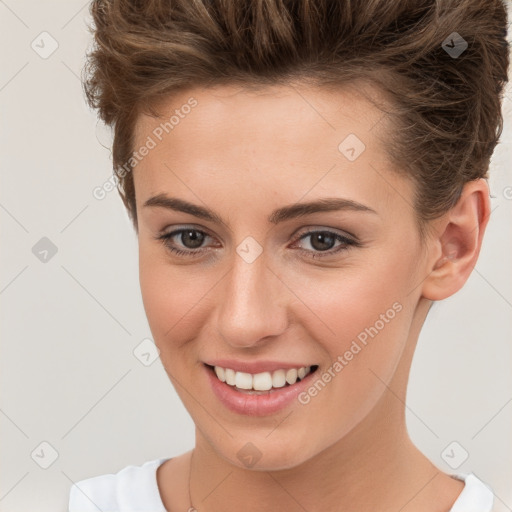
left=220, top=435, right=319, bottom=472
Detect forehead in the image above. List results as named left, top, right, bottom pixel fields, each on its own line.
left=135, top=81, right=387, bottom=151
left=132, top=82, right=414, bottom=224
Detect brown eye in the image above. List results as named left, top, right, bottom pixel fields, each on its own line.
left=308, top=232, right=336, bottom=251
left=156, top=228, right=211, bottom=257
left=293, top=230, right=360, bottom=259
left=179, top=229, right=206, bottom=249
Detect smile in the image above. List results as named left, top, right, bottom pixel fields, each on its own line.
left=209, top=364, right=318, bottom=393
left=203, top=362, right=320, bottom=415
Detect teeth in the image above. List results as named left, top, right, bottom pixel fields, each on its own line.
left=272, top=369, right=286, bottom=388
left=212, top=365, right=313, bottom=391
left=285, top=368, right=298, bottom=384
left=214, top=366, right=226, bottom=382
left=253, top=372, right=272, bottom=391
left=235, top=371, right=253, bottom=390
left=225, top=368, right=236, bottom=386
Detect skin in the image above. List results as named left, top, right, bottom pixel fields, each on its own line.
left=132, top=82, right=490, bottom=512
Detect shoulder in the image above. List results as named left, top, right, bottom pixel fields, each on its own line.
left=68, top=457, right=171, bottom=512
left=449, top=473, right=494, bottom=512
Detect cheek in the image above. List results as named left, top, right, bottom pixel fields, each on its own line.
left=138, top=248, right=212, bottom=360
left=283, top=247, right=415, bottom=344
left=284, top=264, right=414, bottom=442
left=284, top=248, right=417, bottom=389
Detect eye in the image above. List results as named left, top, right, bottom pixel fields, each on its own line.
left=156, top=227, right=214, bottom=257
left=155, top=226, right=360, bottom=260
left=291, top=229, right=360, bottom=259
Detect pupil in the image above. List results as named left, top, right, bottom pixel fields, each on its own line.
left=311, top=232, right=334, bottom=251
left=182, top=230, right=204, bottom=249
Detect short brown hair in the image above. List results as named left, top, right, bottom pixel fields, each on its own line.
left=84, top=0, right=510, bottom=235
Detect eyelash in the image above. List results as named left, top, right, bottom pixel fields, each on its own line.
left=155, top=227, right=360, bottom=260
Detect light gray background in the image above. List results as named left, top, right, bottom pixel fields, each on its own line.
left=0, top=2, right=511, bottom=511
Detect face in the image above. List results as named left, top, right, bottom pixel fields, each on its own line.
left=133, top=83, right=429, bottom=470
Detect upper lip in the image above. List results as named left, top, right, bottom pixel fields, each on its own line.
left=204, top=359, right=316, bottom=374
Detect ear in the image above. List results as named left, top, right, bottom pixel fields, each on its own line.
left=421, top=178, right=491, bottom=301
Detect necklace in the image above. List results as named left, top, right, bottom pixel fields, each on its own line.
left=188, top=449, right=196, bottom=511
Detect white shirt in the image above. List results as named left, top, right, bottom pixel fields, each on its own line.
left=68, top=457, right=494, bottom=512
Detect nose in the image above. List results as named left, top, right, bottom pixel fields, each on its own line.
left=215, top=249, right=288, bottom=349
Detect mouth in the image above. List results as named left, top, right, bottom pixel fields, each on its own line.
left=204, top=363, right=319, bottom=395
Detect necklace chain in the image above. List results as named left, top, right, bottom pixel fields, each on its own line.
left=188, top=449, right=195, bottom=511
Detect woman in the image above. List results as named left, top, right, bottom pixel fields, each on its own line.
left=69, top=0, right=510, bottom=510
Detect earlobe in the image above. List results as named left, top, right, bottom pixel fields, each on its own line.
left=421, top=179, right=491, bottom=301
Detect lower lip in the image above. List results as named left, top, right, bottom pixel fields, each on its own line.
left=204, top=365, right=317, bottom=416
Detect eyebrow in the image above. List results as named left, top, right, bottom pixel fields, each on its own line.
left=143, top=194, right=377, bottom=225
